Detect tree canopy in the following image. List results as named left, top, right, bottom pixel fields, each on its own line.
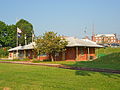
left=0, top=21, right=6, bottom=46
left=0, top=19, right=34, bottom=47
left=0, top=21, right=16, bottom=47
left=16, top=19, right=33, bottom=45
left=35, top=31, right=68, bottom=61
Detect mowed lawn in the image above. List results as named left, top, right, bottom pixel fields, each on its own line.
left=0, top=63, right=120, bottom=90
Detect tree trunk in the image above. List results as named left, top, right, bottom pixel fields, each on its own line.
left=51, top=55, right=54, bottom=62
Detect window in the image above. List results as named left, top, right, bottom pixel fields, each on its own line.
left=55, top=53, right=59, bottom=56
left=40, top=54, right=47, bottom=56
left=19, top=51, right=23, bottom=57
left=80, top=48, right=84, bottom=55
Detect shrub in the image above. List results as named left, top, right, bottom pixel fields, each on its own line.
left=0, top=47, right=10, bottom=58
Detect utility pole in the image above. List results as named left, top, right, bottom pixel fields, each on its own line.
left=16, top=18, right=19, bottom=59
left=32, top=32, right=34, bottom=42
left=92, top=23, right=95, bottom=41
left=92, top=23, right=95, bottom=36
left=25, top=34, right=27, bottom=45
left=16, top=29, right=18, bottom=59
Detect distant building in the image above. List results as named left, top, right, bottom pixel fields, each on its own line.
left=92, top=34, right=118, bottom=44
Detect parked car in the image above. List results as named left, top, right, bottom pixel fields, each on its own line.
left=98, top=43, right=110, bottom=47
left=110, top=43, right=120, bottom=47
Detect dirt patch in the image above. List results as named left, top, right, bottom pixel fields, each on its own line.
left=3, top=87, right=11, bottom=90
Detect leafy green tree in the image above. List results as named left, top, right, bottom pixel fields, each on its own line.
left=6, top=25, right=17, bottom=47
left=0, top=47, right=9, bottom=58
left=0, top=21, right=7, bottom=47
left=0, top=21, right=16, bottom=47
left=35, top=31, right=68, bottom=61
left=16, top=19, right=33, bottom=45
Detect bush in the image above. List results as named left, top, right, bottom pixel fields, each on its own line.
left=0, top=47, right=10, bottom=58
left=12, top=58, right=30, bottom=61
left=32, top=59, right=51, bottom=63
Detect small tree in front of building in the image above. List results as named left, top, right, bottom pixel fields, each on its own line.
left=35, top=31, right=68, bottom=61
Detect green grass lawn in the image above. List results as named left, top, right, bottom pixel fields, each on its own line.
left=72, top=52, right=120, bottom=70
left=0, top=63, right=120, bottom=90
left=96, top=47, right=120, bottom=56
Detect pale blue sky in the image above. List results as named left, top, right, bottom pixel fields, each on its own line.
left=0, top=0, right=120, bottom=38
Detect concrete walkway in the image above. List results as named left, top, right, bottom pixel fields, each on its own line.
left=0, top=61, right=120, bottom=74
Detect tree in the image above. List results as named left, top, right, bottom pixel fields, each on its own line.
left=6, top=25, right=17, bottom=47
left=35, top=31, right=68, bottom=61
left=0, top=19, right=34, bottom=47
left=16, top=19, right=33, bottom=45
left=0, top=21, right=7, bottom=47
left=0, top=21, right=16, bottom=47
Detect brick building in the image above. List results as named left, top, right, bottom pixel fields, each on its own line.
left=8, top=37, right=103, bottom=61
left=55, top=37, right=103, bottom=61
left=92, top=34, right=118, bottom=44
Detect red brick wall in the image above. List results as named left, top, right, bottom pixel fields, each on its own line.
left=78, top=47, right=88, bottom=61
left=48, top=47, right=96, bottom=61
left=24, top=47, right=96, bottom=61
left=65, top=47, right=96, bottom=61
left=65, top=47, right=76, bottom=60
left=55, top=52, right=62, bottom=61
left=89, top=48, right=96, bottom=59
left=37, top=56, right=50, bottom=61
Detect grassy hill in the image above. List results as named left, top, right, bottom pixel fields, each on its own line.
left=72, top=52, right=120, bottom=70
left=96, top=47, right=120, bottom=57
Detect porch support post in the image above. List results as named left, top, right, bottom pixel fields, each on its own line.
left=62, top=52, right=65, bottom=60
left=13, top=51, right=14, bottom=59
left=24, top=50, right=26, bottom=58
left=76, top=47, right=79, bottom=60
left=87, top=47, right=90, bottom=60
left=16, top=50, right=19, bottom=59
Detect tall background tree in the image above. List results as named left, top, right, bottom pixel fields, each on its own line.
left=0, top=21, right=16, bottom=47
left=0, top=19, right=34, bottom=58
left=0, top=21, right=7, bottom=47
left=16, top=19, right=33, bottom=45
left=0, top=19, right=34, bottom=47
left=5, top=25, right=16, bottom=47
left=35, top=31, right=68, bottom=61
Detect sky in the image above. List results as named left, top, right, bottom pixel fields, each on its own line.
left=0, top=0, right=120, bottom=38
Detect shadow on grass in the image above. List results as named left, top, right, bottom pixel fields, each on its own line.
left=75, top=70, right=120, bottom=78
left=75, top=70, right=120, bottom=79
left=70, top=52, right=120, bottom=78
left=75, top=70, right=91, bottom=76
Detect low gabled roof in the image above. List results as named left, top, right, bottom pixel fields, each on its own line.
left=8, top=46, right=22, bottom=51
left=8, top=42, right=35, bottom=51
left=65, top=37, right=103, bottom=47
left=22, top=42, right=36, bottom=50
